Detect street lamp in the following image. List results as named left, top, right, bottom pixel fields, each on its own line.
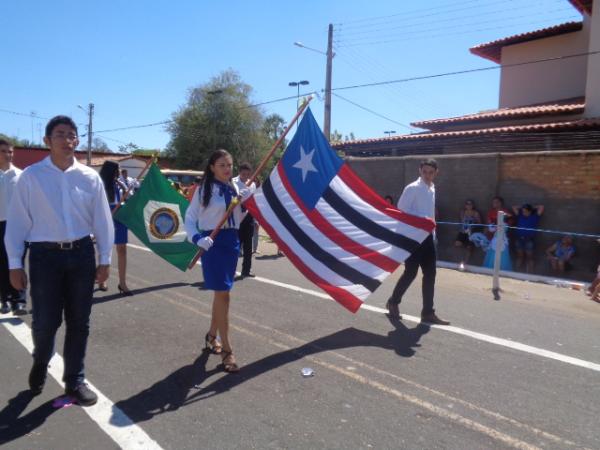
left=289, top=80, right=310, bottom=128
left=384, top=130, right=397, bottom=137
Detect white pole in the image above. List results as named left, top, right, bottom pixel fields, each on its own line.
left=492, top=211, right=506, bottom=300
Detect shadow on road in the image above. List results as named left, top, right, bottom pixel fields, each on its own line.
left=111, top=350, right=217, bottom=425
left=111, top=322, right=429, bottom=425
left=93, top=282, right=190, bottom=304
left=0, top=390, right=57, bottom=445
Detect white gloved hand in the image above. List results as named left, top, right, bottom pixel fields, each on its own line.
left=197, top=236, right=214, bottom=251
left=239, top=184, right=256, bottom=202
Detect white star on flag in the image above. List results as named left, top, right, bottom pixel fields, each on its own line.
left=292, top=145, right=318, bottom=182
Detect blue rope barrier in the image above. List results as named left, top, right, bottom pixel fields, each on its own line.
left=435, top=221, right=600, bottom=240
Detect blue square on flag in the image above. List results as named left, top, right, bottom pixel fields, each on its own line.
left=280, top=109, right=343, bottom=210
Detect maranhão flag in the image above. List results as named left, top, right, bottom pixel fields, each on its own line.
left=244, top=108, right=436, bottom=313
left=114, top=163, right=199, bottom=271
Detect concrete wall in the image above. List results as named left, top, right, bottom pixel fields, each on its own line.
left=346, top=151, right=600, bottom=280
left=499, top=27, right=589, bottom=108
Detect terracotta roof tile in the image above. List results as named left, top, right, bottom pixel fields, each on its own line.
left=569, top=0, right=593, bottom=14
left=470, top=21, right=583, bottom=63
left=411, top=98, right=585, bottom=129
left=332, top=118, right=600, bottom=147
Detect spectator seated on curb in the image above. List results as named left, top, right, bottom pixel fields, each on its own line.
left=512, top=203, right=544, bottom=273
left=545, top=235, right=575, bottom=274
left=454, top=199, right=482, bottom=267
left=486, top=196, right=513, bottom=239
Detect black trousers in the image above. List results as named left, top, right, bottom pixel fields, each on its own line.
left=389, top=234, right=436, bottom=316
left=29, top=237, right=96, bottom=388
left=238, top=214, right=254, bottom=275
left=0, top=220, right=22, bottom=303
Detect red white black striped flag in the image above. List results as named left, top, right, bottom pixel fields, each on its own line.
left=245, top=108, right=435, bottom=312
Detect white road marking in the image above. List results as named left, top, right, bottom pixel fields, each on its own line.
left=127, top=243, right=600, bottom=373
left=1, top=317, right=163, bottom=450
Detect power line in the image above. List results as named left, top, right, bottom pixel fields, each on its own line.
left=336, top=0, right=565, bottom=30
left=336, top=16, right=580, bottom=47
left=335, top=9, right=576, bottom=43
left=0, top=108, right=50, bottom=120
left=332, top=49, right=600, bottom=92
left=332, top=92, right=413, bottom=130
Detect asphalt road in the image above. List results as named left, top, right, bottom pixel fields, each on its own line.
left=1, top=236, right=599, bottom=449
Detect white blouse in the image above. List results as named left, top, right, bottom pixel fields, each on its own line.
left=184, top=181, right=254, bottom=240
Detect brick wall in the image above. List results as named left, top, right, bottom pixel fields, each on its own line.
left=346, top=150, right=600, bottom=280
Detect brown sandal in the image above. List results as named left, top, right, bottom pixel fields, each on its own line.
left=221, top=351, right=240, bottom=373
left=204, top=333, right=222, bottom=354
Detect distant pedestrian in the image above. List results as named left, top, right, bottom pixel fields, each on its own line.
left=386, top=159, right=450, bottom=325
left=0, top=139, right=26, bottom=315
left=185, top=149, right=254, bottom=373
left=233, top=162, right=257, bottom=278
left=99, top=161, right=132, bottom=295
left=6, top=116, right=114, bottom=405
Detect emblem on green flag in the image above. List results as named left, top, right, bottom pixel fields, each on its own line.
left=114, top=163, right=199, bottom=271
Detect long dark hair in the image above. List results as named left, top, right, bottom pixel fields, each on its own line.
left=99, top=160, right=120, bottom=201
left=201, top=149, right=232, bottom=207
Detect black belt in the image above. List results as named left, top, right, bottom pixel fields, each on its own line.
left=30, top=236, right=91, bottom=250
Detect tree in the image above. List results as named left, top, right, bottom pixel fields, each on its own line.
left=0, top=133, right=40, bottom=147
left=118, top=142, right=140, bottom=154
left=330, top=129, right=356, bottom=144
left=261, top=113, right=287, bottom=174
left=166, top=69, right=273, bottom=171
left=77, top=137, right=112, bottom=152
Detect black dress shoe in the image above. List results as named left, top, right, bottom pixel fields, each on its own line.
left=421, top=313, right=450, bottom=326
left=385, top=300, right=401, bottom=319
left=66, top=383, right=98, bottom=406
left=29, top=363, right=48, bottom=395
left=0, top=301, right=9, bottom=314
left=12, top=302, right=28, bottom=316
left=241, top=272, right=256, bottom=278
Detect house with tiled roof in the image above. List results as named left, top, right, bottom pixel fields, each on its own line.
left=333, top=0, right=600, bottom=157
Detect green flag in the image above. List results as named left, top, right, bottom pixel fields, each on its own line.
left=114, top=163, right=198, bottom=271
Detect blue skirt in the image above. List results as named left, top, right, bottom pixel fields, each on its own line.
left=111, top=204, right=128, bottom=245
left=200, top=229, right=240, bottom=291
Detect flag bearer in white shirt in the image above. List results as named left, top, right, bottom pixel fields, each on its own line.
left=6, top=116, right=114, bottom=406
left=386, top=159, right=450, bottom=326
left=185, top=149, right=254, bottom=373
left=0, top=139, right=25, bottom=315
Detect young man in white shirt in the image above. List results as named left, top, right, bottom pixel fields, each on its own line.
left=233, top=162, right=257, bottom=278
left=0, top=139, right=25, bottom=315
left=6, top=116, right=114, bottom=406
left=386, top=159, right=450, bottom=325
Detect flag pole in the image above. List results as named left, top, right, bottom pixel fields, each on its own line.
left=111, top=152, right=159, bottom=217
left=187, top=95, right=314, bottom=269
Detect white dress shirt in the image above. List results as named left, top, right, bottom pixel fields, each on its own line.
left=0, top=163, right=23, bottom=221
left=397, top=177, right=436, bottom=219
left=232, top=175, right=256, bottom=220
left=5, top=156, right=114, bottom=268
left=185, top=181, right=255, bottom=240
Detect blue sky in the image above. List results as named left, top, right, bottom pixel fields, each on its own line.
left=1, top=0, right=581, bottom=151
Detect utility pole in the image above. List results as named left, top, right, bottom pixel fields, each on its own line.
left=324, top=23, right=333, bottom=142
left=86, top=103, right=94, bottom=166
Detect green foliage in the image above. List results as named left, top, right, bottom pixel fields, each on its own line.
left=0, top=133, right=41, bottom=147
left=330, top=129, right=355, bottom=144
left=166, top=69, right=278, bottom=174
